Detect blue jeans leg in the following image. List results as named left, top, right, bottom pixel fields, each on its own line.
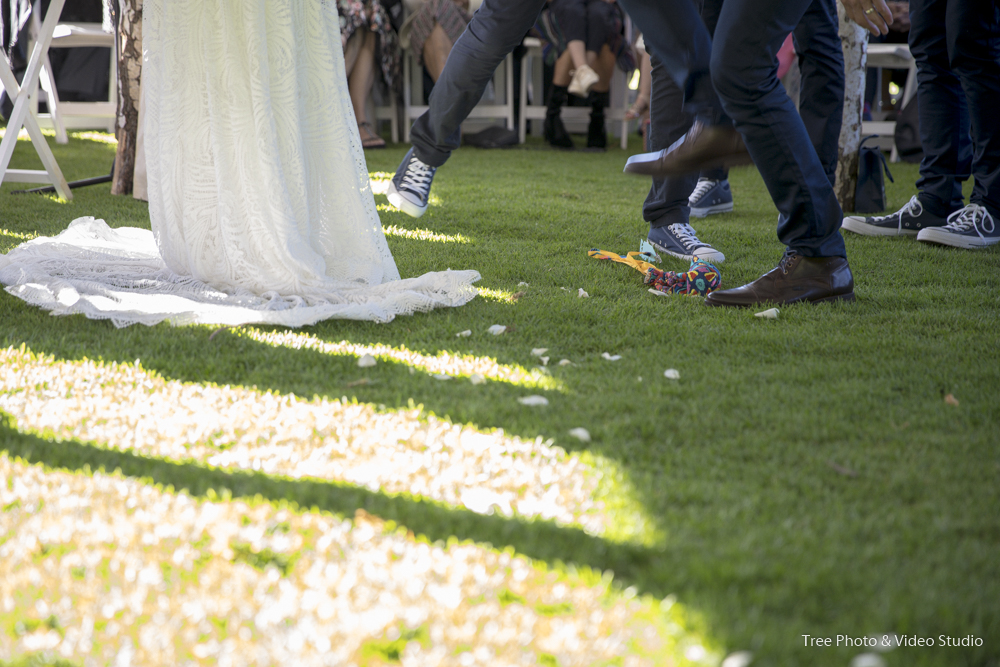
left=908, top=0, right=972, bottom=216
left=793, top=0, right=844, bottom=186
left=712, top=0, right=846, bottom=257
left=642, top=55, right=700, bottom=228
left=409, top=0, right=546, bottom=167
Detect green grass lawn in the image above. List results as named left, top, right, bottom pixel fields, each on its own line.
left=2, top=128, right=998, bottom=667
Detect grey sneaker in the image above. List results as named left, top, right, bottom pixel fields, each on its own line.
left=688, top=178, right=733, bottom=217
left=842, top=195, right=947, bottom=236
left=648, top=223, right=725, bottom=263
left=917, top=204, right=999, bottom=249
left=387, top=147, right=436, bottom=218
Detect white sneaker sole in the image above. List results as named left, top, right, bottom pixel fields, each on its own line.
left=652, top=241, right=725, bottom=264
left=386, top=181, right=427, bottom=218
left=916, top=227, right=1000, bottom=249
left=841, top=216, right=917, bottom=237
left=689, top=202, right=734, bottom=218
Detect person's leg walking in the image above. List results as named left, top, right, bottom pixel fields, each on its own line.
left=793, top=0, right=844, bottom=185
left=408, top=0, right=547, bottom=167
left=642, top=54, right=724, bottom=261
left=389, top=0, right=546, bottom=216
left=704, top=0, right=853, bottom=306
left=711, top=0, right=845, bottom=258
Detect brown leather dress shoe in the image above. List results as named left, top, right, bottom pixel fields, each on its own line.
left=704, top=251, right=855, bottom=307
left=623, top=121, right=753, bottom=177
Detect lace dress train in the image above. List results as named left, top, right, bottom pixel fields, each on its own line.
left=0, top=0, right=479, bottom=327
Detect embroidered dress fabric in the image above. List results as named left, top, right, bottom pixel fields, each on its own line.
left=0, top=0, right=479, bottom=328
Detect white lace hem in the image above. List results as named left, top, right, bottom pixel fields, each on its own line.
left=1, top=218, right=481, bottom=328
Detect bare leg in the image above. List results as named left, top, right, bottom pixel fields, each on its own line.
left=553, top=50, right=574, bottom=86
left=567, top=39, right=587, bottom=71
left=423, top=23, right=454, bottom=83
left=347, top=29, right=383, bottom=144
left=586, top=45, right=615, bottom=93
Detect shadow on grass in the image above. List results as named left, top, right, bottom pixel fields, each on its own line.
left=0, top=413, right=669, bottom=598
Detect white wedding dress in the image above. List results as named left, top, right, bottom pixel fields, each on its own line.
left=0, top=0, right=479, bottom=327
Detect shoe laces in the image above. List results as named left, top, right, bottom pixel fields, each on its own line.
left=778, top=250, right=800, bottom=274
left=400, top=156, right=436, bottom=196
left=942, top=204, right=995, bottom=238
left=666, top=223, right=703, bottom=251
left=689, top=179, right=718, bottom=204
left=873, top=195, right=922, bottom=230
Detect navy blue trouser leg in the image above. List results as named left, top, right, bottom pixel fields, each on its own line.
left=793, top=0, right=844, bottom=185
left=409, top=0, right=546, bottom=167
left=711, top=0, right=846, bottom=257
left=908, top=0, right=972, bottom=216
left=951, top=0, right=1000, bottom=218
left=910, top=0, right=1000, bottom=219
left=642, top=55, right=700, bottom=228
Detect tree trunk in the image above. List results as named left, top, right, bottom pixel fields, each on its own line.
left=834, top=3, right=867, bottom=213
left=111, top=0, right=142, bottom=196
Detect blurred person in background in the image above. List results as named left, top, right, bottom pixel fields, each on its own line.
left=338, top=0, right=402, bottom=148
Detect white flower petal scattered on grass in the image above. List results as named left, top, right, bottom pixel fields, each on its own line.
left=357, top=354, right=377, bottom=368
left=0, top=347, right=602, bottom=535
left=487, top=325, right=507, bottom=336
left=432, top=374, right=452, bottom=381
left=721, top=651, right=754, bottom=667
left=0, top=454, right=706, bottom=667
left=456, top=330, right=472, bottom=338
left=559, top=359, right=572, bottom=366
left=518, top=281, right=529, bottom=287
left=664, top=369, right=680, bottom=380
left=754, top=308, right=779, bottom=319
left=578, top=289, right=589, bottom=298
left=531, top=348, right=548, bottom=357
left=601, top=353, right=622, bottom=362
left=469, top=373, right=486, bottom=385
left=568, top=428, right=591, bottom=443
left=517, top=395, right=549, bottom=407
left=540, top=357, right=550, bottom=367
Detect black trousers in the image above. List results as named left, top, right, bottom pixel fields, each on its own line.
left=909, top=0, right=1000, bottom=218
left=642, top=0, right=844, bottom=244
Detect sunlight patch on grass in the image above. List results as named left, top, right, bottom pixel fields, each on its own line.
left=0, top=228, right=38, bottom=242
left=0, top=453, right=715, bottom=666
left=368, top=171, right=393, bottom=195
left=382, top=224, right=470, bottom=244
left=0, top=345, right=605, bottom=534
left=0, top=126, right=56, bottom=141
left=242, top=328, right=561, bottom=390
left=72, top=131, right=117, bottom=144
left=476, top=286, right=519, bottom=304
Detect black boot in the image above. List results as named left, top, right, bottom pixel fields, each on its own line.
left=587, top=91, right=609, bottom=150
left=544, top=85, right=574, bottom=149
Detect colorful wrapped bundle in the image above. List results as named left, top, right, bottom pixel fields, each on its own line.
left=644, top=259, right=721, bottom=296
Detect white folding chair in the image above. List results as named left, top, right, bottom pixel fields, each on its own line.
left=402, top=48, right=515, bottom=143
left=1, top=0, right=72, bottom=200
left=861, top=42, right=918, bottom=163
left=29, top=13, right=117, bottom=142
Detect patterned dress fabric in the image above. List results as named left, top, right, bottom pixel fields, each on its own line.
left=0, top=0, right=479, bottom=327
left=338, top=0, right=402, bottom=89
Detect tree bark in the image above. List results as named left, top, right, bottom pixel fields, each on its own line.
left=111, top=0, right=142, bottom=196
left=834, top=2, right=867, bottom=213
